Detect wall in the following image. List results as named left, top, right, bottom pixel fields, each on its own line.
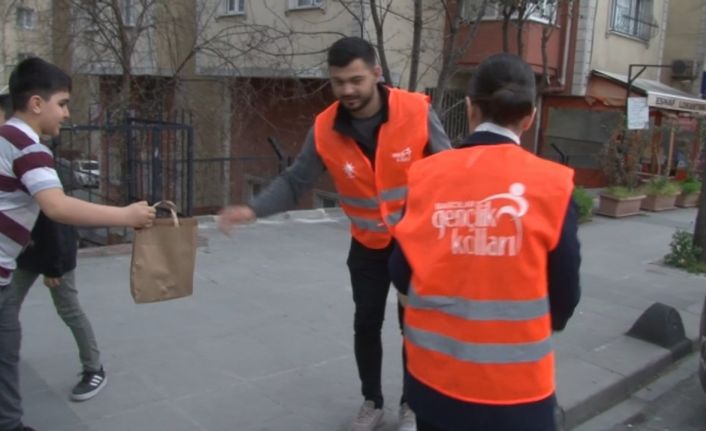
left=589, top=0, right=668, bottom=81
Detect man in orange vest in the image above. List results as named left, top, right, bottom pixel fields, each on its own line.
left=390, top=53, right=581, bottom=431
left=218, top=37, right=451, bottom=431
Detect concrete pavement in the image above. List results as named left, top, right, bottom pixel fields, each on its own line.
left=15, top=206, right=706, bottom=430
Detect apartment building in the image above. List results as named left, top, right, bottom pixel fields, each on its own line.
left=1, top=0, right=54, bottom=87
left=189, top=0, right=451, bottom=210
left=540, top=0, right=706, bottom=186
left=661, top=0, right=706, bottom=97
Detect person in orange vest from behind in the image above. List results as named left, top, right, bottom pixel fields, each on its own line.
left=389, top=53, right=582, bottom=431
left=218, top=37, right=451, bottom=431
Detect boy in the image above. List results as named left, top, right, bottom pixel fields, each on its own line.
left=13, top=209, right=108, bottom=402
left=0, top=57, right=155, bottom=431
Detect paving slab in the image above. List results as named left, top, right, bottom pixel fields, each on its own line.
left=15, top=207, right=705, bottom=430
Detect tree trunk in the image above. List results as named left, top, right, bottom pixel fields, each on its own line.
left=516, top=19, right=525, bottom=56
left=369, top=0, right=393, bottom=85
left=432, top=0, right=487, bottom=117
left=502, top=13, right=511, bottom=52
left=408, top=0, right=423, bottom=91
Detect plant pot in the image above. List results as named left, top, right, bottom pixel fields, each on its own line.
left=675, top=192, right=700, bottom=208
left=640, top=194, right=678, bottom=211
left=596, top=193, right=645, bottom=218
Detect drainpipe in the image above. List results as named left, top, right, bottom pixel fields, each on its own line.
left=559, top=0, right=574, bottom=87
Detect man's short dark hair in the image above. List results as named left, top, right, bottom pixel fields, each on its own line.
left=327, top=37, right=377, bottom=68
left=0, top=94, right=12, bottom=119
left=9, top=57, right=72, bottom=112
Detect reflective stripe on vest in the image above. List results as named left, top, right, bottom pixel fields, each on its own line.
left=405, top=325, right=552, bottom=364
left=348, top=215, right=388, bottom=232
left=379, top=186, right=407, bottom=202
left=386, top=210, right=403, bottom=226
left=408, top=284, right=549, bottom=321
left=339, top=195, right=380, bottom=210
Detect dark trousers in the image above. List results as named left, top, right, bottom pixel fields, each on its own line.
left=416, top=412, right=557, bottom=431
left=347, top=238, right=405, bottom=409
left=417, top=417, right=444, bottom=431
left=0, top=284, right=22, bottom=431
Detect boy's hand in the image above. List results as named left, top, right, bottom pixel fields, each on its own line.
left=43, top=276, right=61, bottom=289
left=217, top=205, right=256, bottom=235
left=125, top=201, right=156, bottom=228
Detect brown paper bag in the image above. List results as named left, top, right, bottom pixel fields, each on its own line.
left=130, top=201, right=198, bottom=303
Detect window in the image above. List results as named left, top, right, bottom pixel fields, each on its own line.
left=287, top=0, right=324, bottom=11
left=16, top=7, right=35, bottom=29
left=460, top=0, right=557, bottom=24
left=611, top=0, right=655, bottom=41
left=122, top=0, right=135, bottom=26
left=224, top=0, right=245, bottom=15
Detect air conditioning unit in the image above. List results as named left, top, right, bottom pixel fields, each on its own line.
left=671, top=59, right=699, bottom=80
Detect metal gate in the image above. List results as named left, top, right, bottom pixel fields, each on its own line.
left=58, top=114, right=194, bottom=245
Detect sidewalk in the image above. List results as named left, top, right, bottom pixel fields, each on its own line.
left=16, top=207, right=705, bottom=431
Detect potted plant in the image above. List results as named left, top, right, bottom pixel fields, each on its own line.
left=596, top=123, right=648, bottom=218
left=676, top=177, right=702, bottom=208
left=639, top=176, right=680, bottom=211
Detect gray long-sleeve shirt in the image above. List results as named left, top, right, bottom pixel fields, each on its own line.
left=250, top=105, right=452, bottom=218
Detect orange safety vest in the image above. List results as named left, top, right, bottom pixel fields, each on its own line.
left=314, top=88, right=429, bottom=249
left=394, top=143, right=574, bottom=405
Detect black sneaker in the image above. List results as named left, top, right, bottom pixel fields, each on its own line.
left=70, top=367, right=107, bottom=401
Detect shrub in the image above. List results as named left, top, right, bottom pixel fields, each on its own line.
left=572, top=187, right=594, bottom=223
left=664, top=230, right=706, bottom=274
left=640, top=176, right=681, bottom=196
left=679, top=178, right=702, bottom=195
left=602, top=186, right=645, bottom=199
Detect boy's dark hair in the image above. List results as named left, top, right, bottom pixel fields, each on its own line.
left=327, top=37, right=377, bottom=68
left=0, top=94, right=12, bottom=119
left=9, top=57, right=72, bottom=112
left=467, top=53, right=536, bottom=126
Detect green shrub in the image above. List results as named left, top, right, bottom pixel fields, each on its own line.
left=572, top=187, right=594, bottom=223
left=602, top=186, right=644, bottom=199
left=640, top=176, right=681, bottom=196
left=664, top=230, right=706, bottom=274
left=679, top=178, right=702, bottom=195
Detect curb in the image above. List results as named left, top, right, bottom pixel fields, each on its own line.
left=78, top=235, right=210, bottom=258
left=76, top=209, right=337, bottom=258
left=564, top=335, right=698, bottom=429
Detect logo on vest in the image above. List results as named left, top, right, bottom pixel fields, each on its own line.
left=392, top=147, right=412, bottom=163
left=343, top=162, right=356, bottom=179
left=430, top=183, right=528, bottom=256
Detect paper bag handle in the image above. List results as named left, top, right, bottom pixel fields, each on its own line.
left=152, top=200, right=179, bottom=227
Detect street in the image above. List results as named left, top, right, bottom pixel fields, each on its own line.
left=576, top=355, right=706, bottom=431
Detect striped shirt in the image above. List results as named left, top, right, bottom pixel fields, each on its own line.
left=0, top=118, right=62, bottom=285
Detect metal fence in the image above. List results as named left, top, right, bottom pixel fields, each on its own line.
left=426, top=88, right=468, bottom=144
left=57, top=114, right=286, bottom=246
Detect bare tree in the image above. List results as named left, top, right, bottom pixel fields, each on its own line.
left=431, top=0, right=489, bottom=116
left=408, top=0, right=423, bottom=91
left=58, top=0, right=163, bottom=111
left=539, top=0, right=570, bottom=93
